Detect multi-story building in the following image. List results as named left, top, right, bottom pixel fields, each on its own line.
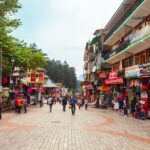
left=82, top=0, right=150, bottom=114
left=82, top=29, right=111, bottom=102
left=103, top=0, right=150, bottom=112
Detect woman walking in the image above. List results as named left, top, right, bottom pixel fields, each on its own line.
left=85, top=98, right=88, bottom=110
left=77, top=97, right=82, bottom=109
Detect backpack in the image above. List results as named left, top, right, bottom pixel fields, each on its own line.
left=48, top=98, right=52, bottom=104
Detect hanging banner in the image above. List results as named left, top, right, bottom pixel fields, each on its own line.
left=105, top=77, right=124, bottom=85
left=125, top=65, right=140, bottom=78
left=99, top=73, right=106, bottom=78
left=109, top=71, right=117, bottom=80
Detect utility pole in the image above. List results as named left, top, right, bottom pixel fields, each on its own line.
left=0, top=48, right=2, bottom=119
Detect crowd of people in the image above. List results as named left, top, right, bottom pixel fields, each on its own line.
left=40, top=95, right=88, bottom=115
left=94, top=89, right=147, bottom=120
left=14, top=93, right=28, bottom=114
left=0, top=90, right=148, bottom=121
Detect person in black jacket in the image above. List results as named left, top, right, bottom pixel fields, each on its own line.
left=62, top=96, right=67, bottom=111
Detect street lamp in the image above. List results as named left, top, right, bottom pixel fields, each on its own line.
left=9, top=57, right=15, bottom=92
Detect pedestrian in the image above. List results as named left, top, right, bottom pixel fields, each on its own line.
left=14, top=96, right=18, bottom=113
left=62, top=96, right=67, bottom=111
left=123, top=97, right=128, bottom=116
left=85, top=98, right=88, bottom=110
left=23, top=95, right=28, bottom=113
left=48, top=96, right=53, bottom=112
left=69, top=96, right=77, bottom=115
left=27, top=94, right=30, bottom=104
left=130, top=97, right=136, bottom=117
left=17, top=96, right=23, bottom=114
left=77, top=97, right=82, bottom=109
left=40, top=96, right=44, bottom=107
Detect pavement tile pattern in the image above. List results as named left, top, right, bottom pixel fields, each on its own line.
left=0, top=103, right=150, bottom=150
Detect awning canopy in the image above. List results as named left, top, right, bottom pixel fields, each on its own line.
left=105, top=77, right=124, bottom=85
left=84, top=84, right=93, bottom=90
left=43, top=79, right=58, bottom=88
left=80, top=81, right=91, bottom=86
left=21, top=78, right=28, bottom=86
left=90, top=36, right=100, bottom=45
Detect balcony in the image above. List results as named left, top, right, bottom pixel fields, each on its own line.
left=104, top=24, right=150, bottom=64
left=105, top=39, right=130, bottom=60
left=129, top=24, right=150, bottom=43
left=104, top=0, right=144, bottom=43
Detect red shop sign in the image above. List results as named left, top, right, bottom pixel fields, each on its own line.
left=109, top=71, right=117, bottom=80
left=105, top=78, right=124, bottom=85
left=99, top=73, right=106, bottom=78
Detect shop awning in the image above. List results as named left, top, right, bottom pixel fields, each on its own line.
left=105, top=78, right=124, bottom=85
left=43, top=79, right=58, bottom=88
left=80, top=81, right=91, bottom=86
left=97, top=85, right=110, bottom=92
left=90, top=36, right=100, bottom=45
left=84, top=84, right=93, bottom=90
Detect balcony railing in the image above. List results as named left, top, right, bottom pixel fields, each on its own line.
left=129, top=24, right=150, bottom=43
left=104, top=39, right=130, bottom=60
left=104, top=0, right=144, bottom=43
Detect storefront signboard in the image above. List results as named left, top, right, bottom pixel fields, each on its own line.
left=105, top=77, right=124, bottom=85
left=140, top=68, right=150, bottom=76
left=109, top=71, right=117, bottom=80
left=84, top=84, right=93, bottom=90
left=99, top=73, right=106, bottom=78
left=141, top=91, right=148, bottom=100
left=125, top=65, right=140, bottom=78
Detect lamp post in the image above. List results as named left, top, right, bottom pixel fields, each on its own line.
left=9, top=57, right=15, bottom=99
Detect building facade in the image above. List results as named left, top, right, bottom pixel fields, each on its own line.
left=82, top=0, right=150, bottom=116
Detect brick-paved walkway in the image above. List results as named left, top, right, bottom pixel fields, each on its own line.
left=0, top=103, right=150, bottom=150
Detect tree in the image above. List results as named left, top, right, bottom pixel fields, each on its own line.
left=45, top=59, right=77, bottom=90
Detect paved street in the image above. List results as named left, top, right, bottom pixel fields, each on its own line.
left=0, top=103, right=150, bottom=150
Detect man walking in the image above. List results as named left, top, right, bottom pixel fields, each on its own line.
left=85, top=98, right=88, bottom=110
left=69, top=96, right=77, bottom=115
left=62, top=96, right=67, bottom=111
left=48, top=96, right=54, bottom=112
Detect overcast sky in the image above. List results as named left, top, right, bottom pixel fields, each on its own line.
left=13, top=0, right=123, bottom=76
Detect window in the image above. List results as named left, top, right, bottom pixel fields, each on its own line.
left=140, top=54, right=146, bottom=64
left=146, top=49, right=150, bottom=62
left=135, top=56, right=139, bottom=65
left=113, top=62, right=120, bottom=71
left=129, top=57, right=133, bottom=66
left=123, top=56, right=133, bottom=68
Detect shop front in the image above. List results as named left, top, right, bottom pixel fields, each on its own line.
left=83, top=83, right=94, bottom=102
left=104, top=71, right=125, bottom=92
left=125, top=64, right=150, bottom=118
left=125, top=65, right=141, bottom=100
left=139, top=66, right=150, bottom=117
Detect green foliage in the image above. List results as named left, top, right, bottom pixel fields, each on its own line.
left=0, top=0, right=46, bottom=75
left=45, top=60, right=77, bottom=90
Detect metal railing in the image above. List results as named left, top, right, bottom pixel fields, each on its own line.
left=104, top=39, right=130, bottom=60
left=104, top=0, right=144, bottom=42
